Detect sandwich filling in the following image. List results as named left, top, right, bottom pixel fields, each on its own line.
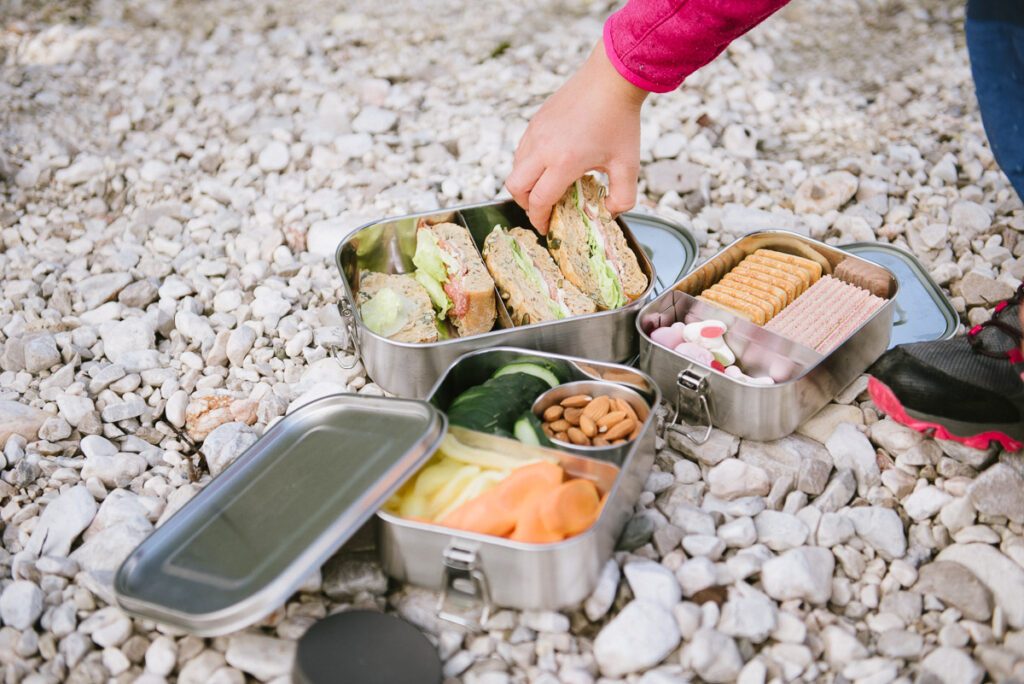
left=360, top=287, right=412, bottom=338
left=495, top=227, right=571, bottom=319
left=573, top=180, right=626, bottom=309
left=413, top=228, right=470, bottom=320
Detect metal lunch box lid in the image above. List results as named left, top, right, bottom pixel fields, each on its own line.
left=620, top=211, right=698, bottom=296
left=113, top=393, right=446, bottom=636
left=841, top=242, right=959, bottom=347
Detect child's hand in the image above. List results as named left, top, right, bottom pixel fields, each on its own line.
left=506, top=41, right=649, bottom=234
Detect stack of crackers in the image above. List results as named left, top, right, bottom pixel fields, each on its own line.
left=697, top=249, right=824, bottom=325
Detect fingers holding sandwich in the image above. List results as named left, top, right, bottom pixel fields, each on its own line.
left=505, top=40, right=648, bottom=234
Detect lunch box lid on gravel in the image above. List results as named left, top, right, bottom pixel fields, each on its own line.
left=113, top=394, right=445, bottom=636
left=619, top=211, right=698, bottom=296
left=841, top=242, right=959, bottom=347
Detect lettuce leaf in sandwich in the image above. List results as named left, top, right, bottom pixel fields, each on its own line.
left=501, top=229, right=569, bottom=320
left=573, top=180, right=626, bottom=309
left=412, top=229, right=456, bottom=319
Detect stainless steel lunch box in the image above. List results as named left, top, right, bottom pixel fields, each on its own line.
left=113, top=347, right=659, bottom=635
left=638, top=230, right=899, bottom=442
left=379, top=347, right=659, bottom=625
left=334, top=200, right=657, bottom=398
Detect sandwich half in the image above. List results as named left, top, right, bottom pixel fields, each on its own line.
left=483, top=226, right=597, bottom=325
left=547, top=176, right=648, bottom=309
left=412, top=221, right=497, bottom=337
left=356, top=271, right=439, bottom=343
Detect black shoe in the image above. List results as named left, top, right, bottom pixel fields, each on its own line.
left=868, top=283, right=1024, bottom=452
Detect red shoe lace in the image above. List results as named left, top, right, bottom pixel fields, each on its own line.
left=967, top=283, right=1024, bottom=363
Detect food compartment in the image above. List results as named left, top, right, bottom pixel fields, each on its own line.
left=531, top=380, right=649, bottom=451
left=382, top=426, right=618, bottom=546
left=639, top=290, right=823, bottom=386
left=428, top=348, right=658, bottom=464
left=339, top=199, right=657, bottom=344
left=378, top=347, right=659, bottom=615
left=673, top=232, right=897, bottom=355
left=341, top=211, right=514, bottom=342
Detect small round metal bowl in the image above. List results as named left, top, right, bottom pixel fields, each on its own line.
left=531, top=380, right=650, bottom=451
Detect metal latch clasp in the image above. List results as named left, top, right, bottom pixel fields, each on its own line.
left=437, top=543, right=492, bottom=630
left=666, top=369, right=714, bottom=445
left=328, top=298, right=361, bottom=370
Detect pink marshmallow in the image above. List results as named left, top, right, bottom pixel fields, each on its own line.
left=651, top=325, right=686, bottom=349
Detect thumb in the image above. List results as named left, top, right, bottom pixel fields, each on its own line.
left=605, top=163, right=638, bottom=215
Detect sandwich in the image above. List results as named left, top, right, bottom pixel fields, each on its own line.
left=412, top=221, right=497, bottom=337
left=547, top=176, right=648, bottom=310
left=482, top=226, right=597, bottom=325
left=356, top=271, right=439, bottom=343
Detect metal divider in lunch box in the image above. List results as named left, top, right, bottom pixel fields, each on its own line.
left=111, top=348, right=660, bottom=635
left=638, top=230, right=902, bottom=442
left=378, top=347, right=661, bottom=624
left=332, top=200, right=671, bottom=399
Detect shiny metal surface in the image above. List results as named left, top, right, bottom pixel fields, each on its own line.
left=113, top=394, right=445, bottom=636
left=638, top=231, right=898, bottom=441
left=841, top=242, right=958, bottom=347
left=532, top=380, right=650, bottom=455
left=378, top=348, right=659, bottom=616
left=335, top=201, right=658, bottom=398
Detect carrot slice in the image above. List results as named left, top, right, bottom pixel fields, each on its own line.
left=510, top=504, right=564, bottom=544
left=539, top=479, right=601, bottom=537
left=438, top=461, right=564, bottom=538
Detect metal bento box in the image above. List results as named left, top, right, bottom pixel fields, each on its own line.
left=334, top=200, right=656, bottom=399
left=113, top=348, right=659, bottom=635
left=638, top=230, right=899, bottom=442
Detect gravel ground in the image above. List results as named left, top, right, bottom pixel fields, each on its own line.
left=2, top=0, right=1024, bottom=682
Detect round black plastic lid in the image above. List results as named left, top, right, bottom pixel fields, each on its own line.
left=294, top=610, right=442, bottom=684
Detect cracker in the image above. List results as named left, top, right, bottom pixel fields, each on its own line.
left=710, top=283, right=778, bottom=318
left=721, top=273, right=788, bottom=311
left=747, top=254, right=812, bottom=288
left=732, top=262, right=803, bottom=299
left=754, top=249, right=823, bottom=283
left=699, top=290, right=767, bottom=325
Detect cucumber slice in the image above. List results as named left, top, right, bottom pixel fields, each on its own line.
left=513, top=412, right=552, bottom=447
left=492, top=362, right=560, bottom=388
left=514, top=415, right=540, bottom=446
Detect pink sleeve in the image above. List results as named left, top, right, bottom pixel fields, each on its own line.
left=604, top=0, right=793, bottom=93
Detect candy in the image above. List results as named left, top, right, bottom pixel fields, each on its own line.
left=651, top=325, right=685, bottom=349
left=673, top=342, right=714, bottom=366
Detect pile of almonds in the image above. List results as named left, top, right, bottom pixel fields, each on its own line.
left=539, top=394, right=645, bottom=447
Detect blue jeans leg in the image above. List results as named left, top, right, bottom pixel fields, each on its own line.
left=965, top=0, right=1024, bottom=199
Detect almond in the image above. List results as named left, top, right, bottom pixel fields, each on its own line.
left=567, top=427, right=590, bottom=446
left=604, top=418, right=635, bottom=441
left=615, top=398, right=640, bottom=424
left=582, top=395, right=611, bottom=421
left=549, top=419, right=570, bottom=433
left=596, top=411, right=627, bottom=431
left=555, top=431, right=569, bottom=442
left=543, top=405, right=564, bottom=422
left=580, top=415, right=597, bottom=438
left=560, top=394, right=592, bottom=408
left=593, top=437, right=611, bottom=447
left=564, top=407, right=583, bottom=426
